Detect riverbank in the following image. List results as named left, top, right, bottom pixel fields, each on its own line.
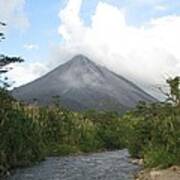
left=135, top=166, right=180, bottom=180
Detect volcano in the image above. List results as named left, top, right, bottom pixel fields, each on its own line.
left=12, top=55, right=156, bottom=112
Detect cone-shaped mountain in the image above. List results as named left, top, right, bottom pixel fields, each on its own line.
left=12, top=55, right=156, bottom=111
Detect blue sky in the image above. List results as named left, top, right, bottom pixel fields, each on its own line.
left=1, top=0, right=180, bottom=96
left=1, top=0, right=63, bottom=63
left=1, top=0, right=180, bottom=64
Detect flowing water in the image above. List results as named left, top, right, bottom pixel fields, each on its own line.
left=7, top=150, right=139, bottom=180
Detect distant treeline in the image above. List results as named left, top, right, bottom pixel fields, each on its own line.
left=0, top=77, right=180, bottom=177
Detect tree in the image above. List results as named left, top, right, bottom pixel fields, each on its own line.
left=0, top=21, right=6, bottom=42
left=0, top=21, right=24, bottom=87
left=167, top=76, right=180, bottom=107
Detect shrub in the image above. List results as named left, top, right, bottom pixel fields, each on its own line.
left=50, top=144, right=80, bottom=156
left=143, top=147, right=177, bottom=169
left=0, top=106, right=46, bottom=176
left=122, top=102, right=180, bottom=168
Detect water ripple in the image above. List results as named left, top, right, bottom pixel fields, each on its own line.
left=7, top=149, right=139, bottom=180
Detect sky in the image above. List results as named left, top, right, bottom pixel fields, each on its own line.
left=1, top=0, right=180, bottom=97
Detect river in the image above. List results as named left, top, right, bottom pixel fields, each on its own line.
left=7, top=149, right=139, bottom=180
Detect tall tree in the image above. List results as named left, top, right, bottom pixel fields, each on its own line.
left=0, top=21, right=24, bottom=87
left=167, top=76, right=180, bottom=107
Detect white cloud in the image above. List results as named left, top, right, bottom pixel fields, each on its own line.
left=6, top=0, right=180, bottom=99
left=24, top=43, right=39, bottom=50
left=0, top=0, right=29, bottom=30
left=7, top=62, right=48, bottom=87
left=58, top=0, right=86, bottom=42
left=54, top=0, right=180, bottom=98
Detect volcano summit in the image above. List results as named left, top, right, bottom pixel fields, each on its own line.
left=12, top=55, right=156, bottom=112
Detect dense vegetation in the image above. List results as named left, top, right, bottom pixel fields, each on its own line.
left=0, top=76, right=179, bottom=177
left=0, top=91, right=125, bottom=176
left=123, top=77, right=180, bottom=168
left=1, top=19, right=179, bottom=179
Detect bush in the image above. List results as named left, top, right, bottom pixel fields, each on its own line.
left=122, top=102, right=180, bottom=168
left=78, top=119, right=102, bottom=152
left=0, top=102, right=46, bottom=176
left=143, top=147, right=177, bottom=169
left=50, top=144, right=80, bottom=156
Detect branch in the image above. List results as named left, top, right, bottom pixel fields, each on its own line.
left=0, top=55, right=24, bottom=68
left=0, top=22, right=6, bottom=26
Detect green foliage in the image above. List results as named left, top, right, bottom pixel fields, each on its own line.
left=84, top=111, right=126, bottom=150
left=121, top=77, right=180, bottom=168
left=0, top=76, right=180, bottom=177
left=50, top=144, right=79, bottom=156
left=0, top=92, right=45, bottom=177
left=0, top=22, right=29, bottom=175
left=0, top=96, right=127, bottom=177
left=143, top=147, right=177, bottom=169
left=166, top=76, right=180, bottom=107
left=122, top=102, right=180, bottom=167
